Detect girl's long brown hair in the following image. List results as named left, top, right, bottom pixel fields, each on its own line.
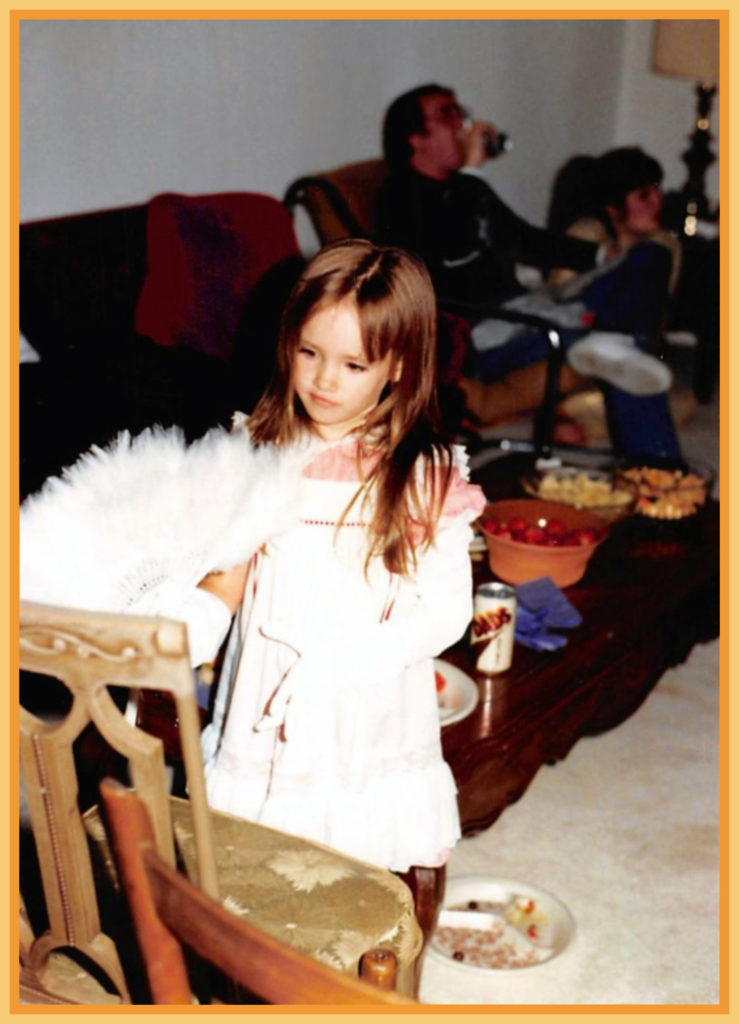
left=248, top=239, right=454, bottom=576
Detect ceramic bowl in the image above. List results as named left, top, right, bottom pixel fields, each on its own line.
left=478, top=499, right=608, bottom=588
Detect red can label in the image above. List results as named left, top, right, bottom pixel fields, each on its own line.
left=472, top=605, right=513, bottom=639
left=472, top=583, right=517, bottom=674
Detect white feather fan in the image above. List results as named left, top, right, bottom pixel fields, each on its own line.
left=19, top=423, right=312, bottom=615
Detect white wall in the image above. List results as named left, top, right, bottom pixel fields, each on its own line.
left=20, top=17, right=719, bottom=228
left=616, top=20, right=720, bottom=205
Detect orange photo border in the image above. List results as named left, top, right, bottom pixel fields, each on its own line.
left=5, top=9, right=730, bottom=1022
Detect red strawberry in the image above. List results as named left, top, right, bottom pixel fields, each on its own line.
left=435, top=670, right=446, bottom=693
left=544, top=517, right=566, bottom=537
left=508, top=515, right=529, bottom=533
left=571, top=527, right=599, bottom=545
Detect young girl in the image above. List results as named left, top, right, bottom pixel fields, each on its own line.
left=197, top=239, right=485, bottom=873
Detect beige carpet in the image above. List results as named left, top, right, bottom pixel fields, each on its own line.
left=419, top=636, right=720, bottom=1005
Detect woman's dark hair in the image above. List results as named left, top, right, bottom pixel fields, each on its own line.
left=546, top=155, right=601, bottom=234
left=547, top=147, right=665, bottom=236
left=382, top=83, right=454, bottom=173
left=595, top=147, right=664, bottom=210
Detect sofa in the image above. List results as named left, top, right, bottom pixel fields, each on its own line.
left=19, top=191, right=305, bottom=498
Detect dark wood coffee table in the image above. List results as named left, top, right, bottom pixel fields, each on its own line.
left=440, top=453, right=720, bottom=836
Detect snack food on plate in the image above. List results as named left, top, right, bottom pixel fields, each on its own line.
left=618, top=465, right=710, bottom=520
left=535, top=470, right=633, bottom=510
left=433, top=896, right=553, bottom=969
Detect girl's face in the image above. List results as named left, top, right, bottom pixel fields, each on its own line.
left=291, top=298, right=400, bottom=441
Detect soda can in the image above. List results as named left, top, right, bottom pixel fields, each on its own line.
left=471, top=582, right=517, bottom=674
left=483, top=129, right=512, bottom=158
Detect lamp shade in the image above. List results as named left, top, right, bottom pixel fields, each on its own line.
left=652, top=20, right=719, bottom=84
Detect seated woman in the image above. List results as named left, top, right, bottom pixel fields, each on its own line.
left=547, top=147, right=681, bottom=293
left=458, top=147, right=682, bottom=458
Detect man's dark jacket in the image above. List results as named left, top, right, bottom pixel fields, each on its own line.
left=376, top=168, right=599, bottom=310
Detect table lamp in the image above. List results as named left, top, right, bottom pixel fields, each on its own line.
left=652, top=19, right=719, bottom=235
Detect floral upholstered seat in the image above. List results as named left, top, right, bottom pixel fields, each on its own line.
left=85, top=796, right=422, bottom=994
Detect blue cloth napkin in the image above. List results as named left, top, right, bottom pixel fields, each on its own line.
left=514, top=577, right=583, bottom=651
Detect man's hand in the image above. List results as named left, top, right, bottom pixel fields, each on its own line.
left=460, top=119, right=499, bottom=168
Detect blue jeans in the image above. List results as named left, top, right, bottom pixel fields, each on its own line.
left=470, top=243, right=681, bottom=458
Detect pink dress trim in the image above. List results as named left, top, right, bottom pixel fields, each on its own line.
left=303, top=440, right=379, bottom=482
left=304, top=439, right=485, bottom=520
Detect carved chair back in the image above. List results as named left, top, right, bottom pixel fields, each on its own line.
left=19, top=601, right=216, bottom=1001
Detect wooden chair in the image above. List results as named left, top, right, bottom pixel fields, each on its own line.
left=100, top=779, right=415, bottom=1004
left=283, top=158, right=387, bottom=246
left=18, top=600, right=423, bottom=1004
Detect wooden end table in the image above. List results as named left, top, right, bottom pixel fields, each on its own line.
left=441, top=453, right=720, bottom=836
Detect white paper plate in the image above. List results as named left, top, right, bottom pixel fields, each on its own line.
left=434, top=659, right=479, bottom=727
left=427, top=875, right=576, bottom=972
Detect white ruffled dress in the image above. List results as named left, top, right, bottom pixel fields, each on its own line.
left=201, top=436, right=485, bottom=872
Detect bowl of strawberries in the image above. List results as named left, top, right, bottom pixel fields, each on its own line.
left=478, top=499, right=609, bottom=587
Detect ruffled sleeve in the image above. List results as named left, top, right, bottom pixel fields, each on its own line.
left=440, top=445, right=486, bottom=521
